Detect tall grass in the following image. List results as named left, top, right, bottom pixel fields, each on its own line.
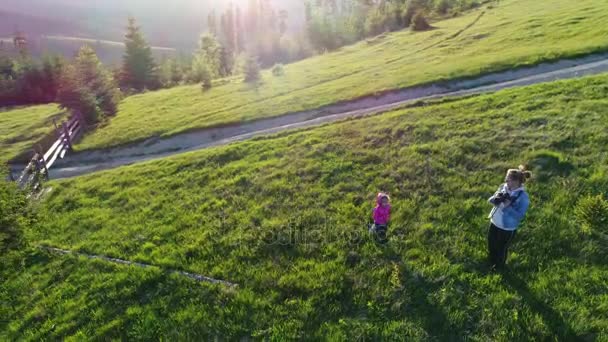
left=3, top=74, right=607, bottom=339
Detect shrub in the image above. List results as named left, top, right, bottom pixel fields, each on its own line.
left=200, top=65, right=213, bottom=91
left=242, top=55, right=261, bottom=83
left=0, top=179, right=34, bottom=254
left=272, top=64, right=285, bottom=77
left=575, top=195, right=608, bottom=235
left=435, top=0, right=452, bottom=15
left=411, top=12, right=432, bottom=31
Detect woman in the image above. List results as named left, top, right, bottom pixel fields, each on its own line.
left=487, top=165, right=532, bottom=270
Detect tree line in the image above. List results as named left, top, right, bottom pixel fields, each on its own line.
left=305, top=0, right=489, bottom=52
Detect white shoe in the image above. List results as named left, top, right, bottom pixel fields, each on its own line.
left=368, top=224, right=376, bottom=233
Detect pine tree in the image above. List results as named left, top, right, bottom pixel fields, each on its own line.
left=236, top=6, right=246, bottom=53
left=58, top=46, right=119, bottom=124
left=279, top=10, right=289, bottom=36
left=247, top=0, right=259, bottom=35
left=222, top=5, right=236, bottom=53
left=121, top=17, right=159, bottom=91
left=220, top=14, right=228, bottom=44
left=208, top=11, right=218, bottom=35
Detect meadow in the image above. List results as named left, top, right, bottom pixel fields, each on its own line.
left=0, top=104, right=66, bottom=164
left=73, top=0, right=608, bottom=151
left=3, top=73, right=607, bottom=340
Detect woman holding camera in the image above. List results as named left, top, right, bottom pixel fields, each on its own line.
left=487, top=165, right=532, bottom=270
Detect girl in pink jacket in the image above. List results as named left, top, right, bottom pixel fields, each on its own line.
left=371, top=193, right=391, bottom=243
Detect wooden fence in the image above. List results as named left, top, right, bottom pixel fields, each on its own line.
left=15, top=112, right=85, bottom=191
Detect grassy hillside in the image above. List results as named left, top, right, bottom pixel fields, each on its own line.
left=4, top=74, right=608, bottom=339
left=0, top=104, right=66, bottom=164
left=75, top=0, right=608, bottom=151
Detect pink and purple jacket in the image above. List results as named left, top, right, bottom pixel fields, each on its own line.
left=372, top=193, right=391, bottom=225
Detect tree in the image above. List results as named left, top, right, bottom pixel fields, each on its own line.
left=58, top=46, right=119, bottom=124
left=208, top=10, right=218, bottom=35
left=159, top=57, right=176, bottom=87
left=197, top=34, right=224, bottom=77
left=236, top=6, right=246, bottom=53
left=189, top=55, right=211, bottom=83
left=219, top=45, right=235, bottom=77
left=121, top=17, right=160, bottom=91
left=435, top=0, right=452, bottom=15
left=364, top=8, right=386, bottom=36
left=0, top=52, right=65, bottom=105
left=224, top=4, right=236, bottom=53
left=39, top=55, right=65, bottom=102
left=241, top=54, right=261, bottom=83
left=278, top=10, right=289, bottom=36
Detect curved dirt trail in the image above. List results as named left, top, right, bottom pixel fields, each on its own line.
left=13, top=54, right=608, bottom=180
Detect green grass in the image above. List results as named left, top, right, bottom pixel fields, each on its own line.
left=74, top=0, right=608, bottom=151
left=0, top=104, right=66, bottom=164
left=4, top=74, right=608, bottom=339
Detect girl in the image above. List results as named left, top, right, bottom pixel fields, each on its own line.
left=371, top=193, right=391, bottom=243
left=487, top=165, right=532, bottom=270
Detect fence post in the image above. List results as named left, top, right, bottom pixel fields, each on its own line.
left=62, top=122, right=72, bottom=150
left=77, top=111, right=86, bottom=131
left=76, top=112, right=85, bottom=127
left=37, top=144, right=50, bottom=180
left=75, top=111, right=84, bottom=139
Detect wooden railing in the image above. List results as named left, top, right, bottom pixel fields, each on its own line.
left=16, top=112, right=85, bottom=191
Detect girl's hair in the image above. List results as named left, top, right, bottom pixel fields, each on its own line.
left=506, top=165, right=532, bottom=184
left=377, top=192, right=390, bottom=202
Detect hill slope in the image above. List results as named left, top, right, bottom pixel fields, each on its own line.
left=0, top=105, right=66, bottom=164
left=4, top=74, right=608, bottom=339
left=74, top=0, right=608, bottom=151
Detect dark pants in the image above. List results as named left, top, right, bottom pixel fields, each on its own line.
left=374, top=224, right=388, bottom=244
left=487, top=223, right=516, bottom=269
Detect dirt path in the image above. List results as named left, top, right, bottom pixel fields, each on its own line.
left=12, top=53, right=608, bottom=179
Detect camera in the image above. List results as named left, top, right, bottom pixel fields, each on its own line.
left=494, top=192, right=512, bottom=204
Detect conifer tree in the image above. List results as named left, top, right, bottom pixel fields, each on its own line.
left=121, top=17, right=159, bottom=91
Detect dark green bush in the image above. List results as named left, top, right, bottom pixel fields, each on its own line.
left=272, top=64, right=285, bottom=77
left=411, top=12, right=433, bottom=31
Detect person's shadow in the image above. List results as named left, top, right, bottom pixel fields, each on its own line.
left=501, top=271, right=583, bottom=341
left=377, top=243, right=466, bottom=341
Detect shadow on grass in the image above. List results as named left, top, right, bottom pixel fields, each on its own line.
left=501, top=271, right=582, bottom=341
left=380, top=244, right=466, bottom=342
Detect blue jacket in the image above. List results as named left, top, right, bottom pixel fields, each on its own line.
left=488, top=184, right=530, bottom=230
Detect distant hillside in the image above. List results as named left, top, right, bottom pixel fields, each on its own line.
left=0, top=35, right=176, bottom=66
left=0, top=10, right=86, bottom=37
